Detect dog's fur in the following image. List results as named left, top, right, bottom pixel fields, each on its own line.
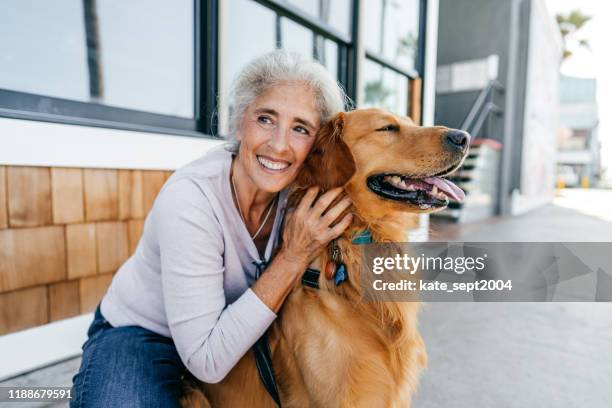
left=181, top=108, right=468, bottom=407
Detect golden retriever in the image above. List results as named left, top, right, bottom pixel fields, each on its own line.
left=181, top=108, right=470, bottom=407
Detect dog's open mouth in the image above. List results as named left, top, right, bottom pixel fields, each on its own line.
left=367, top=174, right=465, bottom=209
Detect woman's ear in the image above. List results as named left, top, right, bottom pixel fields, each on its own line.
left=296, top=112, right=356, bottom=191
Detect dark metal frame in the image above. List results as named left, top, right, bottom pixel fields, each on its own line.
left=0, top=89, right=200, bottom=136
left=0, top=0, right=428, bottom=137
left=196, top=0, right=220, bottom=136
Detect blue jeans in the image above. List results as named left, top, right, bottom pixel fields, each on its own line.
left=70, top=304, right=190, bottom=407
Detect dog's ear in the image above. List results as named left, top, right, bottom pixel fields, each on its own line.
left=296, top=112, right=356, bottom=191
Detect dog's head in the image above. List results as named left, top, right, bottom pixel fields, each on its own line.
left=294, top=108, right=469, bottom=232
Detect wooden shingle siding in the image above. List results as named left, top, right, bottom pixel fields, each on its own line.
left=127, top=219, right=144, bottom=255
left=0, top=226, right=66, bottom=292
left=51, top=168, right=85, bottom=224
left=0, top=286, right=48, bottom=335
left=0, top=165, right=169, bottom=335
left=79, top=273, right=113, bottom=313
left=0, top=166, right=7, bottom=229
left=96, top=221, right=129, bottom=274
left=66, top=223, right=97, bottom=279
left=142, top=171, right=167, bottom=216
left=83, top=169, right=118, bottom=221
left=7, top=166, right=52, bottom=227
left=118, top=170, right=145, bottom=220
left=49, top=280, right=80, bottom=322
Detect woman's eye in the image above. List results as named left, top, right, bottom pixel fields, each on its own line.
left=257, top=116, right=273, bottom=125
left=294, top=126, right=309, bottom=135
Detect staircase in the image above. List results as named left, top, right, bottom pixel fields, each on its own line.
left=433, top=138, right=501, bottom=222
left=432, top=80, right=505, bottom=222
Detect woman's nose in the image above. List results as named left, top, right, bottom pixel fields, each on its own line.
left=268, top=126, right=291, bottom=153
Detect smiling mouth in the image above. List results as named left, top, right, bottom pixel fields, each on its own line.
left=257, top=155, right=291, bottom=171
left=367, top=170, right=465, bottom=210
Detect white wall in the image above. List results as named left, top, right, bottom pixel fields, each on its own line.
left=511, top=0, right=562, bottom=215
left=0, top=117, right=222, bottom=169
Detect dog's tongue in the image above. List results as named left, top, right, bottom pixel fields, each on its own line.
left=423, top=177, right=465, bottom=201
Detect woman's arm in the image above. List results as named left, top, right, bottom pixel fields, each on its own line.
left=155, top=178, right=277, bottom=384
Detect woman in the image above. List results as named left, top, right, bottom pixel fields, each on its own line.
left=70, top=51, right=352, bottom=407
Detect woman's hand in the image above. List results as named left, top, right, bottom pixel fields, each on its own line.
left=279, top=187, right=353, bottom=270
left=252, top=187, right=352, bottom=312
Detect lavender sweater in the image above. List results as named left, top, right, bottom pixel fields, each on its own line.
left=100, top=145, right=287, bottom=383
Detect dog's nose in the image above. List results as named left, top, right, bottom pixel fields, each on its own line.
left=444, top=130, right=470, bottom=151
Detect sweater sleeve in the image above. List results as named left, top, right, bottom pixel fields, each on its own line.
left=154, top=178, right=277, bottom=383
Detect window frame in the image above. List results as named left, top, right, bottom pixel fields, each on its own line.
left=0, top=0, right=427, bottom=137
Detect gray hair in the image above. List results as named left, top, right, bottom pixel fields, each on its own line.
left=225, top=50, right=350, bottom=151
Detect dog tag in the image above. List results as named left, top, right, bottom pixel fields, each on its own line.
left=335, top=263, right=347, bottom=286
left=325, top=261, right=336, bottom=280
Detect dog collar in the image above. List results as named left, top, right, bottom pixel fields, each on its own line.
left=351, top=230, right=373, bottom=245
left=301, top=230, right=374, bottom=290
left=301, top=265, right=347, bottom=289
left=301, top=268, right=321, bottom=289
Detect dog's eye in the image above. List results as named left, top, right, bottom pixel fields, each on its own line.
left=376, top=124, right=399, bottom=132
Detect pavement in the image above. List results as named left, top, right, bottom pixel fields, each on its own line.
left=413, top=189, right=612, bottom=407
left=429, top=189, right=612, bottom=242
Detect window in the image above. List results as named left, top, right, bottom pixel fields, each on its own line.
left=0, top=0, right=196, bottom=134
left=362, top=59, right=409, bottom=115
left=0, top=0, right=89, bottom=102
left=360, top=0, right=424, bottom=117
left=223, top=0, right=277, bottom=109
left=285, top=0, right=352, bottom=38
left=364, top=0, right=421, bottom=72
left=0, top=0, right=427, bottom=137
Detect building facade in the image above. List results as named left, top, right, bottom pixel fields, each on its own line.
left=433, top=0, right=561, bottom=220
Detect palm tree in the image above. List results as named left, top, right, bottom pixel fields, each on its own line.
left=556, top=10, right=591, bottom=61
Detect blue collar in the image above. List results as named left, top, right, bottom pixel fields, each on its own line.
left=351, top=230, right=373, bottom=245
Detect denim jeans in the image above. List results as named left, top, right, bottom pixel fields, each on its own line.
left=70, top=304, right=190, bottom=407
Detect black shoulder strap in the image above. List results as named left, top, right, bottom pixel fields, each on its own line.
left=253, top=332, right=282, bottom=407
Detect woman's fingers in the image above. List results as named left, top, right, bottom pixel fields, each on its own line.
left=296, top=187, right=319, bottom=216
left=310, top=187, right=344, bottom=217
left=326, top=213, right=353, bottom=239
left=287, top=187, right=354, bottom=258
left=321, top=196, right=352, bottom=225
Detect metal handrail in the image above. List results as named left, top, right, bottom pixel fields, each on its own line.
left=460, top=80, right=504, bottom=136
left=470, top=102, right=503, bottom=137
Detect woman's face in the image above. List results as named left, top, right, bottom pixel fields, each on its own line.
left=235, top=82, right=321, bottom=193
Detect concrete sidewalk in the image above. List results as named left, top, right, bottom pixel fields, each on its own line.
left=413, top=302, right=612, bottom=408
left=430, top=188, right=612, bottom=242
left=414, top=189, right=612, bottom=407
